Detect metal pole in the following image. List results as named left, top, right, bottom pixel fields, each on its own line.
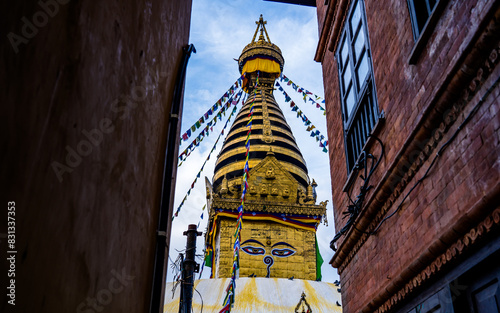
left=180, top=224, right=202, bottom=313
left=150, top=43, right=195, bottom=313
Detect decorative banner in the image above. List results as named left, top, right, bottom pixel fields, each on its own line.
left=180, top=75, right=245, bottom=143
left=205, top=213, right=219, bottom=277
left=172, top=94, right=243, bottom=220
left=315, top=235, right=323, bottom=281
left=279, top=74, right=326, bottom=114
left=219, top=72, right=259, bottom=313
left=197, top=204, right=206, bottom=228
left=178, top=90, right=244, bottom=165
left=275, top=81, right=328, bottom=153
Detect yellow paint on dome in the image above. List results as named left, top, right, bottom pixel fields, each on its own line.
left=164, top=278, right=342, bottom=313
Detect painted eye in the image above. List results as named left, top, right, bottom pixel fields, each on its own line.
left=242, top=246, right=265, bottom=255
left=271, top=248, right=295, bottom=257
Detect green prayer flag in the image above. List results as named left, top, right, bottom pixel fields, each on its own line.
left=315, top=235, right=323, bottom=281
left=205, top=250, right=213, bottom=267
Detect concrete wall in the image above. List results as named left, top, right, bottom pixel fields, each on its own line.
left=1, top=1, right=192, bottom=312
left=316, top=0, right=500, bottom=311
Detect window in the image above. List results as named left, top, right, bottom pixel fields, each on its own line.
left=404, top=287, right=454, bottom=313
left=407, top=0, right=439, bottom=40
left=336, top=0, right=379, bottom=174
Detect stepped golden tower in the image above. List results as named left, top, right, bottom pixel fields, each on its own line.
left=205, top=15, right=328, bottom=281
left=164, top=16, right=342, bottom=313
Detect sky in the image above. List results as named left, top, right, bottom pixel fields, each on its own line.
left=168, top=0, right=340, bottom=284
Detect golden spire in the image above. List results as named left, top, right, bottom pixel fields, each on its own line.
left=213, top=17, right=308, bottom=195
left=251, top=14, right=272, bottom=43
left=238, top=15, right=284, bottom=76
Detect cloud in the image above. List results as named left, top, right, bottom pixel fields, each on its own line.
left=169, top=0, right=339, bottom=284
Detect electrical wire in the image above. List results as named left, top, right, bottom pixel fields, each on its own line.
left=194, top=287, right=204, bottom=313
left=369, top=74, right=500, bottom=235
left=330, top=135, right=385, bottom=250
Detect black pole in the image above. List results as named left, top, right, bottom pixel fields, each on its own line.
left=180, top=224, right=202, bottom=313
left=149, top=44, right=196, bottom=313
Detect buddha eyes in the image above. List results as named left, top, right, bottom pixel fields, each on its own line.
left=241, top=246, right=296, bottom=257
left=241, top=246, right=265, bottom=255
left=271, top=248, right=295, bottom=257
left=241, top=240, right=296, bottom=258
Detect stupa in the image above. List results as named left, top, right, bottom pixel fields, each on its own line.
left=164, top=15, right=342, bottom=313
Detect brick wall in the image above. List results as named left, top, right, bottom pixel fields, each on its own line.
left=1, top=1, right=192, bottom=312
left=316, top=0, right=500, bottom=311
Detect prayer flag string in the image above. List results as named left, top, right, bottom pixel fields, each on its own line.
left=279, top=74, right=326, bottom=114
left=173, top=94, right=243, bottom=220
left=219, top=72, right=259, bottom=313
left=178, top=90, right=244, bottom=165
left=180, top=74, right=245, bottom=143
left=276, top=81, right=329, bottom=153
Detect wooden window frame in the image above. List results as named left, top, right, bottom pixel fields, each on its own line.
left=335, top=0, right=380, bottom=175
left=407, top=0, right=448, bottom=64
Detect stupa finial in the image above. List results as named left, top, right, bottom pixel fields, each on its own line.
left=251, top=14, right=272, bottom=43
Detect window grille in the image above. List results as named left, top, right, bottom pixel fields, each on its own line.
left=336, top=0, right=379, bottom=174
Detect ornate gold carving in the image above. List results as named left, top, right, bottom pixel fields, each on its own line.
left=261, top=89, right=275, bottom=144
left=213, top=160, right=307, bottom=193
left=228, top=183, right=238, bottom=196
left=307, top=184, right=313, bottom=201
left=271, top=187, right=279, bottom=196
left=265, top=166, right=276, bottom=180
left=244, top=153, right=302, bottom=204
left=220, top=175, right=228, bottom=195
left=209, top=198, right=326, bottom=217
left=298, top=188, right=314, bottom=205
left=260, top=185, right=268, bottom=195
left=250, top=186, right=257, bottom=195
left=283, top=187, right=290, bottom=198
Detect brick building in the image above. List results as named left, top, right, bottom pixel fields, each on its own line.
left=2, top=1, right=192, bottom=312
left=313, top=0, right=500, bottom=312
